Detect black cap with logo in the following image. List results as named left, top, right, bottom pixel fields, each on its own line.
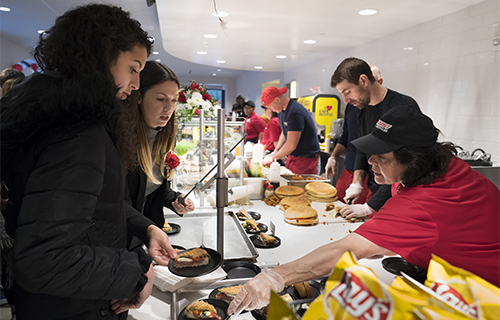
left=351, top=105, right=438, bottom=156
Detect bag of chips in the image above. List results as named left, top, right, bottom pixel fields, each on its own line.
left=425, top=255, right=500, bottom=320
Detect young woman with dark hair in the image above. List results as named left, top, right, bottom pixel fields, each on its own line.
left=1, top=4, right=177, bottom=319
left=120, top=61, right=195, bottom=243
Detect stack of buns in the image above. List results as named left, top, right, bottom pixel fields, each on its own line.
left=274, top=185, right=305, bottom=199
left=284, top=205, right=318, bottom=226
left=279, top=194, right=311, bottom=211
left=304, top=182, right=338, bottom=202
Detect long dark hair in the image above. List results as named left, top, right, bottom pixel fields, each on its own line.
left=34, top=4, right=152, bottom=81
left=330, top=57, right=376, bottom=87
left=393, top=142, right=457, bottom=187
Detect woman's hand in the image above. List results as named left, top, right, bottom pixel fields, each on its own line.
left=227, top=269, right=284, bottom=315
left=146, top=225, right=177, bottom=266
left=110, top=263, right=154, bottom=314
left=172, top=196, right=195, bottom=215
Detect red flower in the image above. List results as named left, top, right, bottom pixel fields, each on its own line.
left=195, top=108, right=201, bottom=115
left=178, top=92, right=187, bottom=103
left=190, top=82, right=201, bottom=91
left=202, top=93, right=212, bottom=101
left=164, top=152, right=180, bottom=170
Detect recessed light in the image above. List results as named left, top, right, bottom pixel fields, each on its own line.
left=276, top=55, right=287, bottom=59
left=358, top=9, right=377, bottom=16
left=303, top=39, right=317, bottom=44
left=37, top=30, right=45, bottom=34
left=403, top=46, right=414, bottom=51
left=204, top=34, right=217, bottom=39
left=254, top=66, right=263, bottom=69
left=217, top=69, right=221, bottom=71
left=156, top=59, right=161, bottom=62
left=0, top=7, right=11, bottom=12
left=152, top=51, right=159, bottom=55
left=212, top=73, right=217, bottom=76
left=212, top=11, right=228, bottom=18
left=217, top=60, right=226, bottom=64
left=196, top=51, right=207, bottom=55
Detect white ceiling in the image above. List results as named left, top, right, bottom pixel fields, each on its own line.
left=0, top=0, right=486, bottom=78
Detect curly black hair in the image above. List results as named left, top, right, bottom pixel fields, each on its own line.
left=33, top=4, right=152, bottom=80
left=393, top=142, right=457, bottom=187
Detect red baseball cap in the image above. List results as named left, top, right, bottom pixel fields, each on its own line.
left=261, top=86, right=288, bottom=106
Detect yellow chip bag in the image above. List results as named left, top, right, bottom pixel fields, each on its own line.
left=303, top=251, right=431, bottom=320
left=425, top=255, right=500, bottom=320
left=267, top=291, right=299, bottom=320
left=414, top=305, right=473, bottom=320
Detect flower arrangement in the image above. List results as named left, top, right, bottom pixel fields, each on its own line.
left=163, top=152, right=180, bottom=171
left=176, top=81, right=220, bottom=123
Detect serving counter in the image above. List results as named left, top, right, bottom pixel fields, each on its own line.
left=127, top=200, right=396, bottom=320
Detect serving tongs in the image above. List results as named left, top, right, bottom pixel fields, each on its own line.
left=288, top=297, right=316, bottom=305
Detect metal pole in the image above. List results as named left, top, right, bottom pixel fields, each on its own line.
left=199, top=110, right=205, bottom=207
left=215, top=109, right=227, bottom=259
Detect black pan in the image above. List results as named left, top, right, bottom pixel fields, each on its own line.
left=223, top=261, right=261, bottom=279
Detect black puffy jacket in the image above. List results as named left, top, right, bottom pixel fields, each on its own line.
left=1, top=71, right=153, bottom=319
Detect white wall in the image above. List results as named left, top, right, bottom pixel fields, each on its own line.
left=0, top=36, right=33, bottom=70
left=235, top=71, right=284, bottom=116
left=284, top=0, right=500, bottom=163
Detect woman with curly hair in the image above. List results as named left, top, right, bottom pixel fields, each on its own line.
left=1, top=4, right=177, bottom=319
left=118, top=61, right=194, bottom=248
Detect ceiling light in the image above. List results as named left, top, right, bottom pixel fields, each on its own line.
left=152, top=51, right=159, bottom=55
left=212, top=73, right=217, bottom=76
left=217, top=69, right=221, bottom=71
left=276, top=55, right=287, bottom=59
left=37, top=30, right=45, bottom=34
left=358, top=9, right=377, bottom=16
left=196, top=51, right=207, bottom=55
left=254, top=66, right=263, bottom=70
left=204, top=34, right=217, bottom=39
left=156, top=59, right=161, bottom=62
left=217, top=60, right=226, bottom=64
left=0, top=7, right=10, bottom=12
left=212, top=11, right=228, bottom=18
left=403, top=46, right=414, bottom=51
left=303, top=39, right=317, bottom=44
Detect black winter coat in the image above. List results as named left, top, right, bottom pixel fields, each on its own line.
left=0, top=71, right=153, bottom=319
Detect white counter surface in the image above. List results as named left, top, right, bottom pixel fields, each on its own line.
left=128, top=200, right=396, bottom=320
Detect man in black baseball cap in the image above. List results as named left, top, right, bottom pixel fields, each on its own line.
left=351, top=105, right=438, bottom=156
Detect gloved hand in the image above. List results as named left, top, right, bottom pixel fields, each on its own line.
left=340, top=203, right=373, bottom=220
left=344, top=182, right=363, bottom=203
left=227, top=269, right=284, bottom=315
left=262, top=153, right=275, bottom=167
left=324, top=157, right=337, bottom=177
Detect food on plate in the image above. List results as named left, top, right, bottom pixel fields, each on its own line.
left=162, top=222, right=173, bottom=233
left=335, top=206, right=343, bottom=218
left=284, top=205, right=319, bottom=226
left=305, top=182, right=337, bottom=202
left=325, top=203, right=335, bottom=211
left=280, top=293, right=294, bottom=302
left=237, top=208, right=251, bottom=219
left=258, top=232, right=276, bottom=245
left=279, top=195, right=311, bottom=211
left=174, top=248, right=210, bottom=268
left=293, top=281, right=313, bottom=299
left=274, top=185, right=305, bottom=199
left=291, top=174, right=304, bottom=180
left=184, top=300, right=221, bottom=320
left=264, top=195, right=281, bottom=206
left=242, top=219, right=260, bottom=232
left=214, top=285, right=243, bottom=303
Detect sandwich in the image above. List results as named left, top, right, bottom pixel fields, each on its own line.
left=325, top=203, right=335, bottom=211
left=258, top=232, right=276, bottom=244
left=174, top=248, right=210, bottom=268
left=293, top=281, right=313, bottom=299
left=305, top=182, right=337, bottom=202
left=162, top=222, right=173, bottom=233
left=237, top=208, right=251, bottom=219
left=242, top=219, right=260, bottom=232
left=279, top=195, right=311, bottom=211
left=284, top=205, right=319, bottom=226
left=214, top=284, right=242, bottom=303
left=184, top=300, right=221, bottom=320
left=274, top=185, right=305, bottom=199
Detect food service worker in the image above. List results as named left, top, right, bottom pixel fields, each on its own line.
left=228, top=106, right=500, bottom=314
left=261, top=87, right=321, bottom=174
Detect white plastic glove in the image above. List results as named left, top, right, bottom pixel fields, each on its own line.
left=344, top=182, right=363, bottom=203
left=325, top=157, right=337, bottom=177
left=262, top=153, right=275, bottom=167
left=340, top=203, right=373, bottom=220
left=227, top=269, right=285, bottom=315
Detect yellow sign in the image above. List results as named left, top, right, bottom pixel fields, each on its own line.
left=297, top=94, right=341, bottom=139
